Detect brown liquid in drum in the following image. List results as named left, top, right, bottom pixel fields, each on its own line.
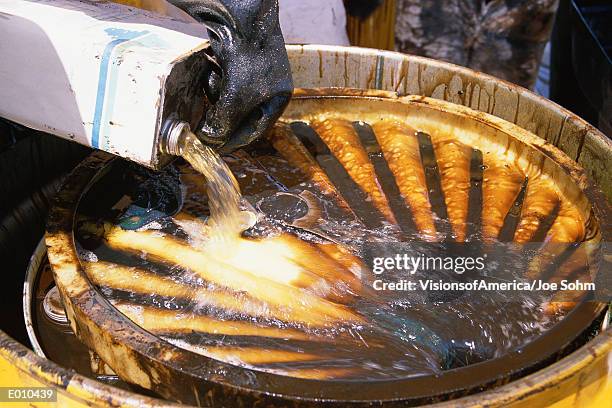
left=481, top=158, right=524, bottom=240
left=431, top=134, right=472, bottom=242
left=310, top=118, right=397, bottom=225
left=370, top=120, right=437, bottom=238
left=66, top=91, right=602, bottom=388
left=268, top=123, right=355, bottom=216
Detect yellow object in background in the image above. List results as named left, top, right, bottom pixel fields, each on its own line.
left=346, top=0, right=396, bottom=50
left=1, top=328, right=611, bottom=407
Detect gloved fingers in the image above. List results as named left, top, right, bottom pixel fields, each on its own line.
left=168, top=0, right=293, bottom=151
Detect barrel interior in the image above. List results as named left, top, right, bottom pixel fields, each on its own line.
left=281, top=91, right=595, bottom=233
left=48, top=90, right=608, bottom=404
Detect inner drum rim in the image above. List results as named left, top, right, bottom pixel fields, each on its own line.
left=46, top=92, right=610, bottom=406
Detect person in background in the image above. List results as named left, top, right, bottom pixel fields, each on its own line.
left=345, top=0, right=558, bottom=90
left=116, top=0, right=350, bottom=45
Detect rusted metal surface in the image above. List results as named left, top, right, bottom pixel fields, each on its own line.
left=1, top=44, right=605, bottom=406
left=45, top=88, right=609, bottom=405
left=282, top=90, right=608, bottom=243
left=285, top=45, right=611, bottom=201
left=24, top=241, right=126, bottom=383
left=0, top=36, right=608, bottom=408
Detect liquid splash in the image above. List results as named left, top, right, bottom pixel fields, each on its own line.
left=74, top=123, right=583, bottom=382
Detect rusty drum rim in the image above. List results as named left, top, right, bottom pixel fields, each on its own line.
left=2, top=325, right=610, bottom=407
left=288, top=88, right=611, bottom=236
left=46, top=93, right=609, bottom=405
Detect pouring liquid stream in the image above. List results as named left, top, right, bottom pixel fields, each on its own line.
left=179, top=130, right=247, bottom=247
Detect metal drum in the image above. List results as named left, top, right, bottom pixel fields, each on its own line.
left=3, top=45, right=611, bottom=407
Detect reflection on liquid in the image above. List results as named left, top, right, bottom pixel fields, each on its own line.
left=74, top=111, right=596, bottom=380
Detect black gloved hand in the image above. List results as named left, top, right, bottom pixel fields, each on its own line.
left=168, top=0, right=293, bottom=152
